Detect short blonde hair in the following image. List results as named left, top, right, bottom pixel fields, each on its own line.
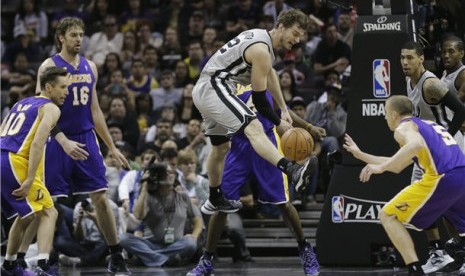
left=177, top=148, right=197, bottom=165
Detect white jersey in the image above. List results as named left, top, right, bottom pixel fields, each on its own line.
left=441, top=65, right=465, bottom=95
left=407, top=70, right=450, bottom=127
left=200, top=29, right=275, bottom=90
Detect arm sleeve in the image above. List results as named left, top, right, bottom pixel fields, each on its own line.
left=252, top=91, right=281, bottom=125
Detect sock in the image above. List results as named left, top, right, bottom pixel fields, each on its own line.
left=428, top=240, right=441, bottom=250
left=109, top=244, right=122, bottom=255
left=209, top=186, right=222, bottom=200
left=407, top=261, right=424, bottom=275
left=17, top=252, right=26, bottom=260
left=203, top=251, right=214, bottom=260
left=297, top=239, right=307, bottom=249
left=2, top=260, right=16, bottom=270
left=277, top=158, right=291, bottom=174
left=37, top=259, right=50, bottom=271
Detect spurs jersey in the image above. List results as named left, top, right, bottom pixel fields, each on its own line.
left=407, top=70, right=450, bottom=127
left=0, top=96, right=51, bottom=158
left=441, top=65, right=465, bottom=95
left=201, top=29, right=275, bottom=88
left=51, top=54, right=95, bottom=134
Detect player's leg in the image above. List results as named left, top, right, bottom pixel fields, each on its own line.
left=34, top=207, right=58, bottom=275
left=2, top=215, right=35, bottom=274
left=17, top=216, right=39, bottom=268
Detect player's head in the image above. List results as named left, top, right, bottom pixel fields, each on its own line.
left=40, top=66, right=69, bottom=105
left=275, top=9, right=308, bottom=50
left=441, top=34, right=464, bottom=71
left=385, top=95, right=413, bottom=131
left=400, top=41, right=424, bottom=77
left=55, top=17, right=85, bottom=54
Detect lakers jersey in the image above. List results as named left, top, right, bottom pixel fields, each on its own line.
left=236, top=85, right=275, bottom=133
left=51, top=55, right=95, bottom=134
left=201, top=29, right=275, bottom=88
left=0, top=96, right=52, bottom=158
left=441, top=65, right=465, bottom=95
left=402, top=117, right=465, bottom=176
left=407, top=71, right=450, bottom=127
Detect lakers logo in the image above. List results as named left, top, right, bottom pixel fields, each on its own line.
left=35, top=188, right=44, bottom=201
left=395, top=202, right=409, bottom=212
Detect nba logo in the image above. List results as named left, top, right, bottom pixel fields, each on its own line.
left=331, top=196, right=344, bottom=223
left=373, top=59, right=390, bottom=98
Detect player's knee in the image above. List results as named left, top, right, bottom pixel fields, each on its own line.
left=379, top=210, right=394, bottom=225
left=211, top=141, right=230, bottom=156
left=41, top=206, right=58, bottom=220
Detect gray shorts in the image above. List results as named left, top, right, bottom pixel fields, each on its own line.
left=193, top=76, right=256, bottom=137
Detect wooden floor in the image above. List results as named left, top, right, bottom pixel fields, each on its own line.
left=56, top=257, right=462, bottom=276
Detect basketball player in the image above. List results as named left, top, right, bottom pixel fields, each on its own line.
left=20, top=18, right=130, bottom=275
left=1, top=67, right=68, bottom=275
left=344, top=95, right=465, bottom=276
left=193, top=9, right=317, bottom=215
left=187, top=87, right=323, bottom=276
left=400, top=41, right=465, bottom=273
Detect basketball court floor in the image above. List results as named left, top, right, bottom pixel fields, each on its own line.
left=57, top=257, right=462, bottom=275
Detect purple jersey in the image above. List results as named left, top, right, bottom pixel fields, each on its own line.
left=402, top=117, right=465, bottom=175
left=0, top=96, right=51, bottom=158
left=236, top=90, right=276, bottom=135
left=51, top=54, right=95, bottom=134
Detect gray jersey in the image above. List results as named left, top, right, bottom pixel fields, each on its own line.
left=407, top=70, right=449, bottom=127
left=441, top=65, right=465, bottom=95
left=201, top=29, right=275, bottom=89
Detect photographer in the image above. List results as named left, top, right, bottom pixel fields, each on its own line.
left=119, top=163, right=203, bottom=267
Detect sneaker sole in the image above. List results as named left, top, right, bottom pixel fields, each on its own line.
left=422, top=256, right=455, bottom=274
left=201, top=204, right=239, bottom=215
left=186, top=273, right=214, bottom=276
left=295, top=156, right=317, bottom=192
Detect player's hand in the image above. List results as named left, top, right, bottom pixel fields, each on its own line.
left=62, top=140, right=89, bottom=160
left=281, top=109, right=293, bottom=124
left=343, top=134, right=361, bottom=158
left=359, top=164, right=384, bottom=182
left=12, top=178, right=33, bottom=200
left=276, top=120, right=292, bottom=136
left=121, top=200, right=130, bottom=214
left=307, top=125, right=326, bottom=141
left=109, top=147, right=130, bottom=169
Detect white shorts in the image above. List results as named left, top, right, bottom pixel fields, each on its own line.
left=193, top=76, right=256, bottom=137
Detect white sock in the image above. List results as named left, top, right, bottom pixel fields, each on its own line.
left=37, top=253, right=49, bottom=261
left=5, top=254, right=17, bottom=261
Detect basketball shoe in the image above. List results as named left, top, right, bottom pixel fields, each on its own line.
left=186, top=255, right=214, bottom=276
left=201, top=196, right=242, bottom=215
left=108, top=253, right=131, bottom=275
left=289, top=155, right=318, bottom=192
left=421, top=248, right=454, bottom=273
left=298, top=240, right=320, bottom=276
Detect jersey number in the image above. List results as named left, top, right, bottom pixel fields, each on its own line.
left=0, top=112, right=26, bottom=137
left=431, top=123, right=456, bottom=146
left=219, top=37, right=240, bottom=54
left=72, top=86, right=90, bottom=106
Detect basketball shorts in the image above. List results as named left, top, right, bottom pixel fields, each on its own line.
left=44, top=130, right=107, bottom=197
left=221, top=130, right=289, bottom=204
left=1, top=151, right=53, bottom=219
left=383, top=168, right=465, bottom=234
left=192, top=76, right=257, bottom=137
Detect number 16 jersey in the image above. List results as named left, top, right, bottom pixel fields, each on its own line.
left=201, top=29, right=276, bottom=88
left=51, top=54, right=95, bottom=135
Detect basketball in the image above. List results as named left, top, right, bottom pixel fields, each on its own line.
left=280, top=128, right=314, bottom=161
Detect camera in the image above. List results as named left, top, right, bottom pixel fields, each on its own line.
left=81, top=199, right=93, bottom=212
left=142, top=162, right=170, bottom=194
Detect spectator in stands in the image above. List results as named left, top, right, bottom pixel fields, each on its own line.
left=202, top=27, right=218, bottom=58
left=143, top=45, right=161, bottom=80
left=86, top=14, right=123, bottom=68
left=225, top=0, right=260, bottom=39
left=179, top=83, right=202, bottom=122
left=51, top=0, right=86, bottom=30
left=316, top=70, right=341, bottom=103
left=14, top=0, right=48, bottom=44
left=159, top=27, right=183, bottom=70
left=278, top=52, right=306, bottom=86
left=120, top=163, right=202, bottom=267
left=56, top=198, right=120, bottom=267
left=180, top=11, right=206, bottom=50
left=103, top=142, right=127, bottom=202
left=150, top=70, right=183, bottom=113
left=289, top=96, right=307, bottom=120
left=120, top=0, right=152, bottom=33
left=98, top=93, right=112, bottom=120
left=135, top=93, right=155, bottom=136
left=200, top=37, right=225, bottom=70
left=2, top=24, right=42, bottom=67
left=120, top=30, right=141, bottom=74
left=202, top=0, right=224, bottom=30
left=160, top=140, right=180, bottom=171
left=4, top=53, right=36, bottom=100
left=98, top=52, right=122, bottom=90
left=126, top=58, right=158, bottom=95
left=85, top=0, right=114, bottom=36
left=107, top=97, right=140, bottom=149
left=177, top=149, right=209, bottom=206
left=153, top=0, right=185, bottom=34
left=313, top=23, right=351, bottom=76
left=278, top=69, right=299, bottom=104
left=184, top=40, right=204, bottom=81
left=337, top=10, right=354, bottom=49
left=262, top=0, right=292, bottom=24
left=103, top=69, right=135, bottom=110
left=137, top=20, right=163, bottom=53
left=305, top=14, right=323, bottom=59
left=174, top=60, right=192, bottom=88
